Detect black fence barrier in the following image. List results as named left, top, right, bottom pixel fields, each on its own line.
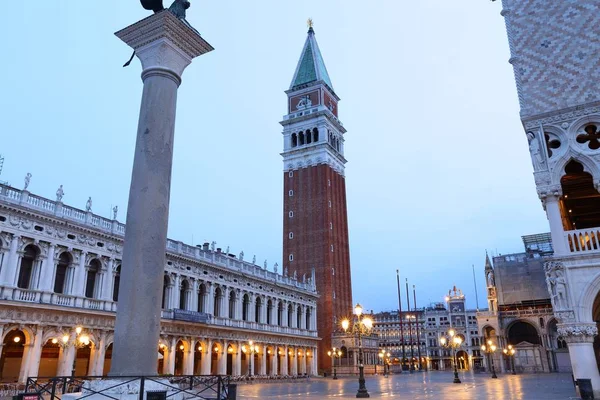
left=24, top=375, right=232, bottom=400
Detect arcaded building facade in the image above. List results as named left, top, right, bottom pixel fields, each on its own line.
left=0, top=183, right=318, bottom=382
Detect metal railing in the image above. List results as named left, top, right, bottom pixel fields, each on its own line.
left=25, top=375, right=232, bottom=400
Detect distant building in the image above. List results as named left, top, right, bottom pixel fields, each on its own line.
left=372, top=287, right=481, bottom=372
left=476, top=233, right=569, bottom=373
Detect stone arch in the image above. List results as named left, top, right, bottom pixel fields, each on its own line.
left=507, top=320, right=541, bottom=345
left=85, top=258, right=102, bottom=298
left=179, top=279, right=190, bottom=310
left=54, top=251, right=73, bottom=294
left=0, top=328, right=28, bottom=381
left=577, top=270, right=600, bottom=323
left=162, top=274, right=171, bottom=309
left=291, top=133, right=298, bottom=148
left=197, top=282, right=207, bottom=313
left=551, top=151, right=600, bottom=185
left=254, top=296, right=262, bottom=323
left=17, top=244, right=40, bottom=289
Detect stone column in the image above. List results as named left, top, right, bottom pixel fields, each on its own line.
left=200, top=339, right=212, bottom=375
left=171, top=274, right=181, bottom=310
left=26, top=327, right=44, bottom=380
left=207, top=283, right=215, bottom=316
left=218, top=341, right=227, bottom=375
left=282, top=346, right=288, bottom=375
left=38, top=244, right=56, bottom=292
left=0, top=234, right=20, bottom=288
left=101, top=259, right=114, bottom=301
left=165, top=338, right=176, bottom=375
left=271, top=350, right=278, bottom=376
left=544, top=195, right=568, bottom=255
left=72, top=251, right=87, bottom=297
left=191, top=280, right=199, bottom=312
left=561, top=324, right=600, bottom=396
left=110, top=10, right=212, bottom=377
left=234, top=342, right=241, bottom=376
left=260, top=345, right=267, bottom=375
left=183, top=342, right=194, bottom=375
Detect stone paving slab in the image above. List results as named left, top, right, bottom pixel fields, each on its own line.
left=237, top=371, right=578, bottom=399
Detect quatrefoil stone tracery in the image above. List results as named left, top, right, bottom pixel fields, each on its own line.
left=576, top=125, right=600, bottom=150
left=544, top=133, right=561, bottom=157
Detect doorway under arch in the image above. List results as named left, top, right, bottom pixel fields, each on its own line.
left=0, top=330, right=26, bottom=382
left=507, top=321, right=541, bottom=345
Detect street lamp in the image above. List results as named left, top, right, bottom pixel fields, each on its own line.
left=342, top=303, right=373, bottom=398
left=503, top=344, right=516, bottom=375
left=481, top=340, right=498, bottom=379
left=327, top=347, right=342, bottom=379
left=55, top=326, right=90, bottom=376
left=439, top=329, right=463, bottom=384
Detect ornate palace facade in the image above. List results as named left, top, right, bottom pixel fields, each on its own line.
left=0, top=183, right=319, bottom=382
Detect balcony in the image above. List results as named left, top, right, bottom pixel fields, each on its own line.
left=564, top=228, right=600, bottom=254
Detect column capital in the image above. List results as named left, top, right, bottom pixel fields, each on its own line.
left=558, top=323, right=598, bottom=343
left=115, top=11, right=213, bottom=82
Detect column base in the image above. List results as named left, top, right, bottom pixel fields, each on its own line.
left=356, top=388, right=370, bottom=398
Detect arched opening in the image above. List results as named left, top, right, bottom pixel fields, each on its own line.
left=277, top=347, right=284, bottom=374
left=175, top=340, right=185, bottom=376
left=112, top=265, right=120, bottom=302
left=287, top=304, right=293, bottom=327
left=228, top=290, right=236, bottom=319
left=242, top=294, right=250, bottom=321
left=561, top=159, right=600, bottom=231
left=179, top=280, right=189, bottom=310
left=193, top=341, right=203, bottom=375
left=39, top=338, right=60, bottom=377
left=226, top=344, right=234, bottom=375
left=306, top=129, right=312, bottom=144
left=17, top=245, right=38, bottom=289
left=306, top=308, right=311, bottom=330
left=313, top=128, right=319, bottom=142
left=214, top=287, right=223, bottom=317
left=267, top=300, right=273, bottom=325
left=162, top=275, right=171, bottom=309
left=299, top=132, right=305, bottom=146
left=54, top=252, right=71, bottom=294
left=0, top=330, right=25, bottom=381
left=103, top=343, right=113, bottom=375
left=198, top=283, right=206, bottom=313
left=277, top=302, right=283, bottom=326
left=592, top=290, right=600, bottom=372
left=158, top=344, right=166, bottom=374
left=507, top=321, right=540, bottom=345
left=456, top=350, right=469, bottom=370
left=74, top=341, right=92, bottom=376
left=211, top=343, right=220, bottom=375
left=297, top=305, right=302, bottom=328
left=255, top=297, right=262, bottom=323
left=483, top=325, right=496, bottom=340
left=291, top=133, right=297, bottom=148
left=85, top=259, right=101, bottom=299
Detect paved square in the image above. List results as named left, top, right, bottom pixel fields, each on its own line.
left=237, top=372, right=577, bottom=399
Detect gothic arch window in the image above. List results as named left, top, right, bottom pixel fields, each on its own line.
left=267, top=299, right=273, bottom=325
left=17, top=245, right=39, bottom=289
left=561, top=160, right=600, bottom=231
left=507, top=320, right=540, bottom=345
left=287, top=304, right=293, bottom=327
left=291, top=133, right=298, bottom=148
left=277, top=301, right=284, bottom=326
left=54, top=252, right=72, bottom=294
left=85, top=259, right=101, bottom=299
left=313, top=128, right=319, bottom=142
left=228, top=290, right=236, bottom=319
left=297, top=305, right=302, bottom=328
left=242, top=293, right=250, bottom=321
left=180, top=279, right=189, bottom=310
left=306, top=308, right=311, bottom=330
left=299, top=132, right=305, bottom=146
left=113, top=264, right=121, bottom=302
left=198, top=283, right=206, bottom=313
left=306, top=129, right=312, bottom=144
left=255, top=297, right=262, bottom=323
left=162, top=275, right=171, bottom=309
left=214, top=287, right=223, bottom=317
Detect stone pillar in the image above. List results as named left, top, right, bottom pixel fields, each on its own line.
left=91, top=333, right=108, bottom=376
left=191, top=280, right=199, bottom=312
left=260, top=345, right=267, bottom=375
left=200, top=339, right=212, bottom=375
left=57, top=345, right=75, bottom=377
left=207, top=283, right=215, bottom=316
left=0, top=234, right=20, bottom=287
left=218, top=341, right=227, bottom=375
left=282, top=346, right=288, bottom=375
left=183, top=342, right=194, bottom=375
left=101, top=259, right=114, bottom=301
left=561, top=324, right=600, bottom=396
left=72, top=251, right=87, bottom=297
left=26, top=327, right=44, bottom=380
left=165, top=338, right=176, bottom=375
left=110, top=11, right=213, bottom=377
left=234, top=342, right=242, bottom=376
left=38, top=244, right=56, bottom=292
left=544, top=195, right=568, bottom=255
left=271, top=350, right=278, bottom=376
left=171, top=274, right=181, bottom=310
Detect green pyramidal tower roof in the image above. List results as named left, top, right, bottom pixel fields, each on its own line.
left=290, top=27, right=334, bottom=91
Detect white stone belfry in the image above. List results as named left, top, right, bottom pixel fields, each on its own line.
left=110, top=10, right=213, bottom=377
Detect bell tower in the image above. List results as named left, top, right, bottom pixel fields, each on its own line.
left=280, top=22, right=353, bottom=372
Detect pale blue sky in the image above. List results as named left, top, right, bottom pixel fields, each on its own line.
left=0, top=1, right=547, bottom=312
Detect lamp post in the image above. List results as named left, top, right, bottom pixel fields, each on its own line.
left=481, top=340, right=498, bottom=378
left=439, top=329, right=463, bottom=384
left=342, top=303, right=373, bottom=398
left=503, top=344, right=516, bottom=375
left=327, top=348, right=341, bottom=379
left=55, top=326, right=90, bottom=376
left=245, top=340, right=260, bottom=377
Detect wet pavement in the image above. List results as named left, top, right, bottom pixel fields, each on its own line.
left=237, top=371, right=578, bottom=399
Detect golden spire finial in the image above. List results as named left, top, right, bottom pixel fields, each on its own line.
left=307, top=18, right=314, bottom=29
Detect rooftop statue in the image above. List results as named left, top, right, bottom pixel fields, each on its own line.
left=140, top=0, right=190, bottom=19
